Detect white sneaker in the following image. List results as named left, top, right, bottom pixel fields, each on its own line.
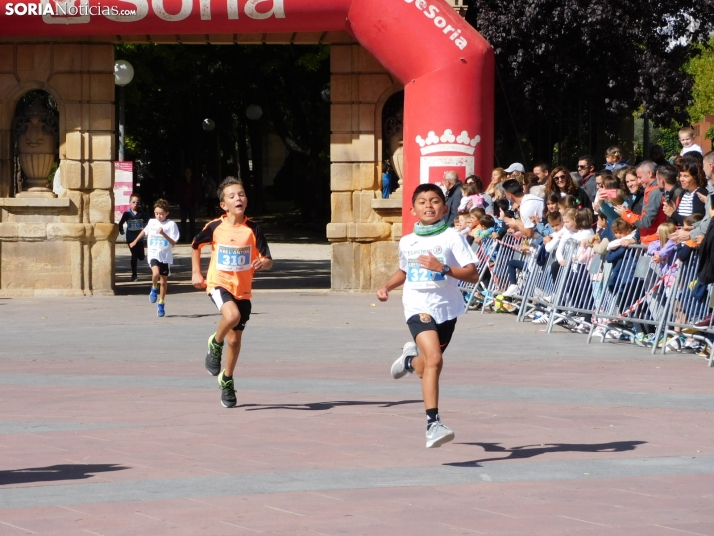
left=502, top=284, right=520, bottom=297
left=605, top=328, right=622, bottom=339
left=532, top=313, right=549, bottom=324
left=426, top=421, right=455, bottom=448
left=391, top=342, right=417, bottom=379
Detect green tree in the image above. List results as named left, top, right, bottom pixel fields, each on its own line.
left=685, top=37, right=714, bottom=123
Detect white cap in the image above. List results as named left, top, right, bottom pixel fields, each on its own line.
left=504, top=162, right=525, bottom=173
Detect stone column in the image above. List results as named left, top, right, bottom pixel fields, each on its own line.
left=327, top=42, right=401, bottom=291
left=0, top=42, right=118, bottom=296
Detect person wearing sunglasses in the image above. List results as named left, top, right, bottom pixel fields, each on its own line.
left=545, top=166, right=593, bottom=211
left=577, top=155, right=598, bottom=203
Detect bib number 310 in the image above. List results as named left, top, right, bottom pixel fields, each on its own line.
left=216, top=244, right=251, bottom=272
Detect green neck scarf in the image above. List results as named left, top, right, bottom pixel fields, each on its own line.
left=414, top=218, right=449, bottom=237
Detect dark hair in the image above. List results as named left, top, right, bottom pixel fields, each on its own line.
left=578, top=155, right=595, bottom=168
left=501, top=179, right=524, bottom=196
left=469, top=207, right=486, bottom=219
left=218, top=176, right=245, bottom=201
left=547, top=211, right=562, bottom=223
left=612, top=218, right=635, bottom=234
left=656, top=164, right=679, bottom=186
left=154, top=198, right=169, bottom=211
left=130, top=192, right=141, bottom=200
left=411, top=183, right=446, bottom=205
left=575, top=208, right=593, bottom=230
left=546, top=166, right=577, bottom=197
left=603, top=177, right=620, bottom=190
left=479, top=215, right=495, bottom=229
left=493, top=197, right=511, bottom=219
left=462, top=182, right=479, bottom=196
left=684, top=213, right=704, bottom=226
left=559, top=195, right=578, bottom=209
left=533, top=161, right=550, bottom=173
left=677, top=160, right=706, bottom=188
left=465, top=175, right=483, bottom=192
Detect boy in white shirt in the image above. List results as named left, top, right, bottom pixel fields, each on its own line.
left=377, top=184, right=479, bottom=448
left=130, top=198, right=180, bottom=317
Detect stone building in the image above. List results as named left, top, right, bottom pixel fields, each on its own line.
left=0, top=1, right=468, bottom=296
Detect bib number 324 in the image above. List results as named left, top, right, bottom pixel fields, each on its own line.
left=216, top=244, right=251, bottom=272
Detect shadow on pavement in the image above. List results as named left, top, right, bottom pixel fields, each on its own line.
left=444, top=440, right=647, bottom=467
left=237, top=400, right=423, bottom=411
left=0, top=464, right=129, bottom=486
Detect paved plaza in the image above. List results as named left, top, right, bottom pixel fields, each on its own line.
left=1, top=244, right=714, bottom=535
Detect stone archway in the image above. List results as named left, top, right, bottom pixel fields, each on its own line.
left=0, top=0, right=494, bottom=295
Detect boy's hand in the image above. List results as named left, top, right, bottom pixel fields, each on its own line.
left=418, top=252, right=444, bottom=272
left=543, top=236, right=552, bottom=244
left=559, top=260, right=566, bottom=266
left=252, top=257, right=266, bottom=271
left=620, top=238, right=636, bottom=248
left=377, top=286, right=389, bottom=302
left=157, top=228, right=167, bottom=237
left=129, top=240, right=136, bottom=248
left=491, top=231, right=499, bottom=239
left=192, top=272, right=207, bottom=289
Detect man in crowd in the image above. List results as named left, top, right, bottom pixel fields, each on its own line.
left=443, top=171, right=463, bottom=227
left=614, top=161, right=666, bottom=245
left=671, top=151, right=714, bottom=244
left=504, top=162, right=525, bottom=183
left=501, top=179, right=544, bottom=239
left=577, top=155, right=598, bottom=204
left=531, top=161, right=550, bottom=197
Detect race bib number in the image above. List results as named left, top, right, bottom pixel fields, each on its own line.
left=406, top=256, right=446, bottom=289
left=216, top=244, right=252, bottom=272
left=148, top=235, right=169, bottom=250
left=127, top=220, right=143, bottom=231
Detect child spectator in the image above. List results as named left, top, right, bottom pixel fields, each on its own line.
left=679, top=126, right=703, bottom=156
left=471, top=215, right=496, bottom=243
left=191, top=177, right=273, bottom=408
left=648, top=222, right=677, bottom=268
left=129, top=199, right=180, bottom=317
left=457, top=182, right=485, bottom=214
left=453, top=214, right=465, bottom=233
left=604, top=146, right=628, bottom=173
left=118, top=193, right=147, bottom=281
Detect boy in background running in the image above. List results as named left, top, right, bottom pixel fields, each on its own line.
left=192, top=177, right=273, bottom=408
left=377, top=184, right=479, bottom=448
left=129, top=199, right=179, bottom=317
left=118, top=193, right=147, bottom=281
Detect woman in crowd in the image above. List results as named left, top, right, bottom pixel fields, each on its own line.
left=545, top=166, right=593, bottom=211
left=664, top=160, right=707, bottom=226
left=486, top=167, right=507, bottom=199
left=622, top=167, right=644, bottom=215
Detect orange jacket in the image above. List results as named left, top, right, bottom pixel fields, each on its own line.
left=620, top=181, right=666, bottom=245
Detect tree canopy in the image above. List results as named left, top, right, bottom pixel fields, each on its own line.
left=465, top=0, right=714, bottom=166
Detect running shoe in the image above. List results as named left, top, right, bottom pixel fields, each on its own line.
left=218, top=370, right=236, bottom=408
left=634, top=332, right=648, bottom=347
left=205, top=333, right=223, bottom=376
left=680, top=338, right=703, bottom=354
left=391, top=342, right=417, bottom=380
left=665, top=335, right=686, bottom=352
left=157, top=303, right=165, bottom=317
left=532, top=313, right=549, bottom=324
left=426, top=421, right=455, bottom=448
left=149, top=286, right=158, bottom=303
left=695, top=315, right=713, bottom=328
left=502, top=284, right=520, bottom=298
left=604, top=328, right=622, bottom=339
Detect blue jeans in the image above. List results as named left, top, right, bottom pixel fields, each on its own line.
left=507, top=259, right=525, bottom=285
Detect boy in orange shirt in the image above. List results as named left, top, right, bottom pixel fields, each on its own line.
left=191, top=177, right=273, bottom=408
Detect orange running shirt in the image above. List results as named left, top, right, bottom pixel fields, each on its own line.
left=192, top=216, right=272, bottom=300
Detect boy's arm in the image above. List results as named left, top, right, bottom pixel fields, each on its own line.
left=117, top=212, right=127, bottom=234
left=129, top=229, right=145, bottom=247
left=377, top=269, right=407, bottom=302
left=418, top=252, right=479, bottom=284
left=191, top=246, right=206, bottom=289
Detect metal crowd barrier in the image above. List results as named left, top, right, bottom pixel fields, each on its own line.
left=657, top=252, right=714, bottom=365
left=480, top=234, right=529, bottom=314
left=517, top=247, right=559, bottom=322
left=546, top=240, right=599, bottom=333
left=459, top=238, right=497, bottom=313
left=585, top=244, right=673, bottom=354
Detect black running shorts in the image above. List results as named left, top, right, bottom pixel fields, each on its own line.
left=407, top=313, right=457, bottom=352
left=209, top=287, right=252, bottom=331
left=149, top=259, right=170, bottom=276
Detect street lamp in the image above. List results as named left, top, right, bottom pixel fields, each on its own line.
left=246, top=105, right=262, bottom=121
left=114, top=60, right=134, bottom=162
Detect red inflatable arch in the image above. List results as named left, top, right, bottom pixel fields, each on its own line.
left=0, top=0, right=494, bottom=231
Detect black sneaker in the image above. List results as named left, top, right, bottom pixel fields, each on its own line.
left=205, top=333, right=223, bottom=376
left=218, top=370, right=236, bottom=408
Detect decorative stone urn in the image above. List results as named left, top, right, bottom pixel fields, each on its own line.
left=14, top=97, right=58, bottom=198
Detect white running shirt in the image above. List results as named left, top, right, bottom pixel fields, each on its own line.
left=398, top=228, right=478, bottom=323
left=144, top=218, right=180, bottom=264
